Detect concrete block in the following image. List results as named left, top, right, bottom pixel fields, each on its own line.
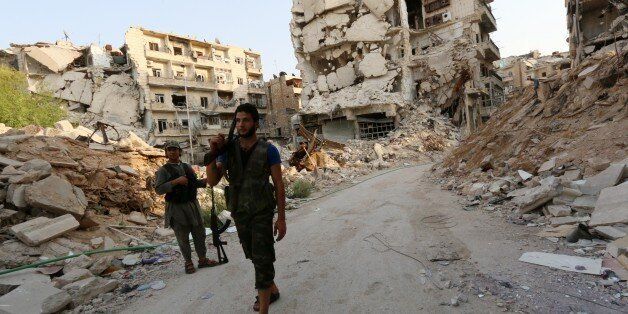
left=16, top=214, right=80, bottom=246
left=24, top=175, right=87, bottom=216
left=546, top=205, right=572, bottom=217
left=580, top=163, right=625, bottom=195
left=53, top=268, right=93, bottom=288
left=62, top=277, right=118, bottom=305
left=572, top=195, right=598, bottom=212
left=0, top=282, right=71, bottom=314
left=589, top=182, right=628, bottom=226
left=513, top=177, right=560, bottom=213
left=89, top=143, right=115, bottom=152
left=594, top=226, right=627, bottom=240
left=550, top=215, right=590, bottom=226
left=607, top=236, right=628, bottom=258
left=64, top=254, right=93, bottom=271
left=9, top=216, right=50, bottom=235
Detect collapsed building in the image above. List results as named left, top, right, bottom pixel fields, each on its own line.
left=497, top=50, right=571, bottom=95
left=266, top=73, right=303, bottom=138
left=8, top=41, right=141, bottom=127
left=290, top=0, right=503, bottom=141
left=124, top=27, right=269, bottom=158
left=566, top=0, right=628, bottom=66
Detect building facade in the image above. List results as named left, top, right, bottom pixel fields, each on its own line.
left=497, top=51, right=571, bottom=95
left=125, top=27, right=268, bottom=154
left=266, top=73, right=302, bottom=138
left=290, top=0, right=503, bottom=141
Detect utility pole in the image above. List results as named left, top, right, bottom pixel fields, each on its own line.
left=182, top=64, right=195, bottom=163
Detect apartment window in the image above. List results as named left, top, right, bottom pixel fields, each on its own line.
left=157, top=119, right=167, bottom=133
left=152, top=69, right=161, bottom=77
left=172, top=95, right=186, bottom=107
left=155, top=94, right=165, bottom=103
left=173, top=47, right=183, bottom=55
left=181, top=119, right=189, bottom=129
left=235, top=57, right=243, bottom=65
left=237, top=78, right=244, bottom=85
left=542, top=72, right=547, bottom=77
left=201, top=97, right=209, bottom=108
left=196, top=51, right=204, bottom=57
left=176, top=71, right=184, bottom=79
left=149, top=42, right=159, bottom=51
left=196, top=74, right=205, bottom=82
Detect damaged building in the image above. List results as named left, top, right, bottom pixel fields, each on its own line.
left=497, top=50, right=571, bottom=95
left=10, top=41, right=140, bottom=126
left=290, top=0, right=503, bottom=141
left=566, top=0, right=627, bottom=66
left=267, top=73, right=303, bottom=138
left=124, top=27, right=269, bottom=152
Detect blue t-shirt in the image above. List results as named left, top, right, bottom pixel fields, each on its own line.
left=217, top=143, right=281, bottom=167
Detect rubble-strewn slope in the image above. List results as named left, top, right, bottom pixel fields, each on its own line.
left=442, top=50, right=627, bottom=178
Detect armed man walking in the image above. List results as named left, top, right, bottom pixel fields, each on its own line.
left=154, top=140, right=219, bottom=274
left=206, top=103, right=287, bottom=313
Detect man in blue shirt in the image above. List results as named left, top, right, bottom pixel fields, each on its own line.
left=207, top=103, right=286, bottom=313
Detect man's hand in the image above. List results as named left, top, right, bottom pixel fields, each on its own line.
left=171, top=176, right=188, bottom=186
left=274, top=219, right=286, bottom=241
left=209, top=134, right=226, bottom=153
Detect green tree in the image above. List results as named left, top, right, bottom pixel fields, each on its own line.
left=0, top=66, right=65, bottom=128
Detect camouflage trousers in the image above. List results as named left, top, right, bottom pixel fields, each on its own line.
left=233, top=212, right=276, bottom=290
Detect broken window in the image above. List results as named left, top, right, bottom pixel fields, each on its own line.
left=155, top=94, right=165, bottom=103
left=157, top=119, right=167, bottom=133
left=238, top=78, right=244, bottom=85
left=149, top=42, right=159, bottom=51
left=152, top=69, right=161, bottom=77
left=181, top=119, right=189, bottom=129
left=425, top=14, right=444, bottom=28
left=173, top=47, right=183, bottom=55
left=201, top=97, right=209, bottom=108
left=357, top=114, right=396, bottom=140
left=406, top=0, right=425, bottom=30
left=209, top=116, right=220, bottom=125
left=424, top=0, right=450, bottom=14
left=172, top=95, right=186, bottom=107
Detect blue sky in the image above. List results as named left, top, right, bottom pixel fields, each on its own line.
left=1, top=0, right=568, bottom=78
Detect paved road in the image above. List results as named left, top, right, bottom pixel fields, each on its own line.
left=120, top=165, right=620, bottom=313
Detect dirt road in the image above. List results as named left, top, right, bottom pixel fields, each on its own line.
left=119, top=164, right=623, bottom=313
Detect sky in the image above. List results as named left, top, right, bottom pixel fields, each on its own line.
left=0, top=0, right=568, bottom=78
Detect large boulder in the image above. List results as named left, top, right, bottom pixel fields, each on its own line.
left=24, top=175, right=87, bottom=216
left=513, top=176, right=561, bottom=213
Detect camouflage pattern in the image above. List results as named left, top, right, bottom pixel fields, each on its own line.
left=234, top=212, right=276, bottom=289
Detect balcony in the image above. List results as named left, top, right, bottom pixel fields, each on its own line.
left=247, top=66, right=263, bottom=76
left=147, top=75, right=216, bottom=91
left=481, top=38, right=500, bottom=61
left=248, top=82, right=266, bottom=94
left=481, top=70, right=503, bottom=89
left=479, top=1, right=497, bottom=33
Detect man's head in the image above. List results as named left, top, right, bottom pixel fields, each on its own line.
left=234, top=103, right=259, bottom=139
left=164, top=140, right=182, bottom=162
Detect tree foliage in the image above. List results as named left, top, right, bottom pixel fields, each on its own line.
left=0, top=66, right=65, bottom=128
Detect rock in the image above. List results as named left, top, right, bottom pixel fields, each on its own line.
left=468, top=183, right=487, bottom=196
left=517, top=170, right=533, bottom=181
left=62, top=277, right=118, bottom=305
left=54, top=120, right=74, bottom=131
left=79, top=210, right=100, bottom=229
left=373, top=143, right=385, bottom=160
left=122, top=254, right=140, bottom=266
left=572, top=195, right=598, bottom=212
left=578, top=64, right=599, bottom=77
left=7, top=184, right=29, bottom=209
left=127, top=211, right=148, bottom=225
left=90, top=237, right=103, bottom=249
left=89, top=142, right=115, bottom=152
left=155, top=228, right=175, bottom=237
left=53, top=268, right=93, bottom=288
left=139, top=149, right=165, bottom=157
left=606, top=236, right=628, bottom=258
left=150, top=280, right=166, bottom=290
left=561, top=187, right=582, bottom=198
left=513, top=176, right=560, bottom=213
left=89, top=255, right=113, bottom=275
left=587, top=157, right=610, bottom=172
left=113, top=165, right=139, bottom=176
left=65, top=254, right=94, bottom=271
left=24, top=175, right=87, bottom=216
left=0, top=156, right=24, bottom=168
left=103, top=236, right=115, bottom=250
left=550, top=215, right=590, bottom=226
left=488, top=180, right=508, bottom=194
left=560, top=169, right=582, bottom=182
left=0, top=269, right=51, bottom=286
left=594, top=226, right=627, bottom=240
left=480, top=155, right=493, bottom=171
left=589, top=182, right=628, bottom=227
left=546, top=205, right=572, bottom=217
left=19, top=159, right=52, bottom=173
left=14, top=214, right=80, bottom=246
left=0, top=208, right=22, bottom=226
left=580, top=163, right=625, bottom=195
left=9, top=216, right=50, bottom=235
left=8, top=170, right=49, bottom=184
left=0, top=282, right=71, bottom=314
left=538, top=157, right=557, bottom=173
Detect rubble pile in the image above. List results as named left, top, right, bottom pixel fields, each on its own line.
left=433, top=48, right=628, bottom=282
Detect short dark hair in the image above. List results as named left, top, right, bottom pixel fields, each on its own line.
left=235, top=103, right=259, bottom=123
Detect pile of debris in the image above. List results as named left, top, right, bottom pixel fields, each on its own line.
left=434, top=46, right=628, bottom=282
left=0, top=120, right=177, bottom=312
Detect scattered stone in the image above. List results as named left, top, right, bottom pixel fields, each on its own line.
left=537, top=224, right=577, bottom=238
left=24, top=175, right=87, bottom=216
left=0, top=282, right=71, bottom=314
left=594, top=226, right=627, bottom=240
left=54, top=120, right=74, bottom=132
left=155, top=228, right=175, bottom=237
left=572, top=195, right=597, bottom=212
left=14, top=214, right=80, bottom=246
left=90, top=237, right=104, bottom=249
left=53, top=268, right=93, bottom=288
left=65, top=254, right=94, bottom=271
left=546, top=205, right=572, bottom=217
left=512, top=177, right=560, bottom=213
left=9, top=216, right=50, bottom=235
left=538, top=157, right=557, bottom=173
left=122, top=254, right=141, bottom=266
left=589, top=182, right=628, bottom=227
left=607, top=236, right=627, bottom=258
left=580, top=163, right=625, bottom=195
left=19, top=159, right=52, bottom=173
left=89, top=256, right=113, bottom=276
left=560, top=169, right=582, bottom=182
left=519, top=252, right=602, bottom=275
left=62, top=277, right=118, bottom=305
left=8, top=170, right=48, bottom=184
left=89, top=142, right=115, bottom=152
left=150, top=280, right=166, bottom=290
left=550, top=215, right=590, bottom=226
left=0, top=269, right=51, bottom=286
left=0, top=156, right=24, bottom=168
left=480, top=155, right=493, bottom=171
left=112, top=165, right=139, bottom=176
left=103, top=236, right=115, bottom=250
left=127, top=211, right=148, bottom=225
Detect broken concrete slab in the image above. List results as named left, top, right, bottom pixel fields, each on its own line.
left=111, top=165, right=138, bottom=177
left=560, top=169, right=582, bottom=182
left=0, top=281, right=72, bottom=314
left=607, top=236, right=628, bottom=258
left=89, top=142, right=115, bottom=152
left=24, top=175, right=87, bottom=216
left=8, top=170, right=49, bottom=184
left=155, top=228, right=174, bottom=237
left=0, top=269, right=51, bottom=286
left=16, top=214, right=80, bottom=246
left=19, top=159, right=52, bottom=173
left=577, top=64, right=599, bottom=78
left=9, top=216, right=50, bottom=235
left=546, top=205, right=572, bottom=217
left=538, top=157, right=557, bottom=173
left=127, top=211, right=148, bottom=225
left=53, top=268, right=93, bottom=288
left=594, top=226, right=627, bottom=240
left=62, top=277, right=118, bottom=305
left=572, top=195, right=597, bottom=212
left=54, top=120, right=74, bottom=132
left=64, top=254, right=94, bottom=271
left=7, top=184, right=29, bottom=209
left=512, top=177, right=560, bottom=213
left=537, top=224, right=577, bottom=238
left=589, top=182, right=628, bottom=227
left=580, top=163, right=625, bottom=195
left=518, top=170, right=533, bottom=181
left=0, top=156, right=24, bottom=168
left=519, top=252, right=602, bottom=275
left=550, top=215, right=590, bottom=226
left=89, top=255, right=113, bottom=276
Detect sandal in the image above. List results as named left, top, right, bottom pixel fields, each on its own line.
left=253, top=292, right=280, bottom=312
left=184, top=261, right=196, bottom=274
left=198, top=258, right=219, bottom=268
